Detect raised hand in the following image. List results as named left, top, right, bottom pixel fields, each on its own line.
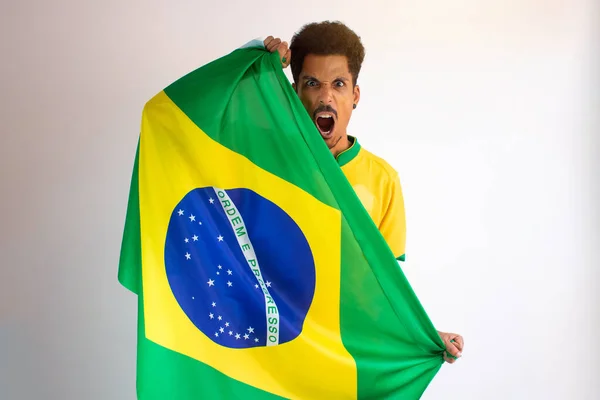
left=263, top=36, right=291, bottom=69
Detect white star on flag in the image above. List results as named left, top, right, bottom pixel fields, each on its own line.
left=217, top=235, right=224, bottom=242
left=207, top=279, right=215, bottom=287
left=227, top=281, right=233, bottom=287
left=209, top=198, right=215, bottom=204
left=189, top=214, right=196, bottom=222
left=247, top=327, right=254, bottom=334
left=185, top=252, right=191, bottom=260
left=244, top=333, right=250, bottom=340
left=178, top=209, right=184, bottom=216
left=209, top=313, right=214, bottom=319
left=227, top=269, right=232, bottom=275
left=192, top=235, right=198, bottom=241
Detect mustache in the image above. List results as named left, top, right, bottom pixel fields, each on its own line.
left=312, top=104, right=338, bottom=120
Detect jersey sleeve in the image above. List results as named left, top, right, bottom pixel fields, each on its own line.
left=378, top=172, right=407, bottom=261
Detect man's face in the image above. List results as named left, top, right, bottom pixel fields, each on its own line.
left=293, top=54, right=360, bottom=154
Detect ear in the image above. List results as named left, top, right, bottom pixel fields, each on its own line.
left=292, top=82, right=297, bottom=92
left=353, top=84, right=360, bottom=107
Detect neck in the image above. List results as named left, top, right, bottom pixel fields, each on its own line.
left=330, top=135, right=351, bottom=158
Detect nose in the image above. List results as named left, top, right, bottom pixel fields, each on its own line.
left=316, top=84, right=334, bottom=105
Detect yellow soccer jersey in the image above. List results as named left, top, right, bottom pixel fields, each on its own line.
left=336, top=136, right=406, bottom=261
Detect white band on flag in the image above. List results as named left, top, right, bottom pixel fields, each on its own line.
left=213, top=187, right=280, bottom=346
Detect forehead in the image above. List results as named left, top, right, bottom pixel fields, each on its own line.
left=300, top=54, right=351, bottom=79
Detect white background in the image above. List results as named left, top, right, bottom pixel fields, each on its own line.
left=1, top=0, right=598, bottom=399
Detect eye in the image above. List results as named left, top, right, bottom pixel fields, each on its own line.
left=306, top=80, right=317, bottom=87
left=334, top=80, right=345, bottom=87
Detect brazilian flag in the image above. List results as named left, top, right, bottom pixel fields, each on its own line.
left=118, top=39, right=445, bottom=399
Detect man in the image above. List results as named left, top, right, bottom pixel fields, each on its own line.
left=263, top=21, right=464, bottom=364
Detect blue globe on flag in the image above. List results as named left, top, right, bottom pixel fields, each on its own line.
left=164, top=186, right=316, bottom=349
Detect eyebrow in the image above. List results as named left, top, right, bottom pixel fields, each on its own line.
left=301, top=75, right=349, bottom=82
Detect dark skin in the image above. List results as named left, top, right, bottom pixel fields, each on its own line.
left=264, top=36, right=358, bottom=158
left=294, top=54, right=359, bottom=157
left=264, top=36, right=464, bottom=364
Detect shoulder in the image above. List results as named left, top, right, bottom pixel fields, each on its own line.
left=359, top=145, right=401, bottom=185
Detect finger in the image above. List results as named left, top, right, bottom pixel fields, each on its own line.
left=451, top=336, right=464, bottom=352
left=445, top=340, right=461, bottom=358
left=276, top=41, right=288, bottom=60
left=263, top=36, right=274, bottom=48
left=266, top=38, right=281, bottom=52
left=277, top=41, right=288, bottom=56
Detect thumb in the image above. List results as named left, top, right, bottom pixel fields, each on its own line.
left=282, top=48, right=291, bottom=68
left=277, top=41, right=288, bottom=58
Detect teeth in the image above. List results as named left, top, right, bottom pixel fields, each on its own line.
left=318, top=115, right=332, bottom=118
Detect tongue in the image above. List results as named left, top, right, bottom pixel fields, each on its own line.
left=317, top=117, right=334, bottom=133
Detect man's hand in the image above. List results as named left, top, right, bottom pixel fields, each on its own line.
left=437, top=331, right=464, bottom=364
left=264, top=36, right=291, bottom=69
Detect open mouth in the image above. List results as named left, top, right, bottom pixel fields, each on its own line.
left=315, top=114, right=335, bottom=137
